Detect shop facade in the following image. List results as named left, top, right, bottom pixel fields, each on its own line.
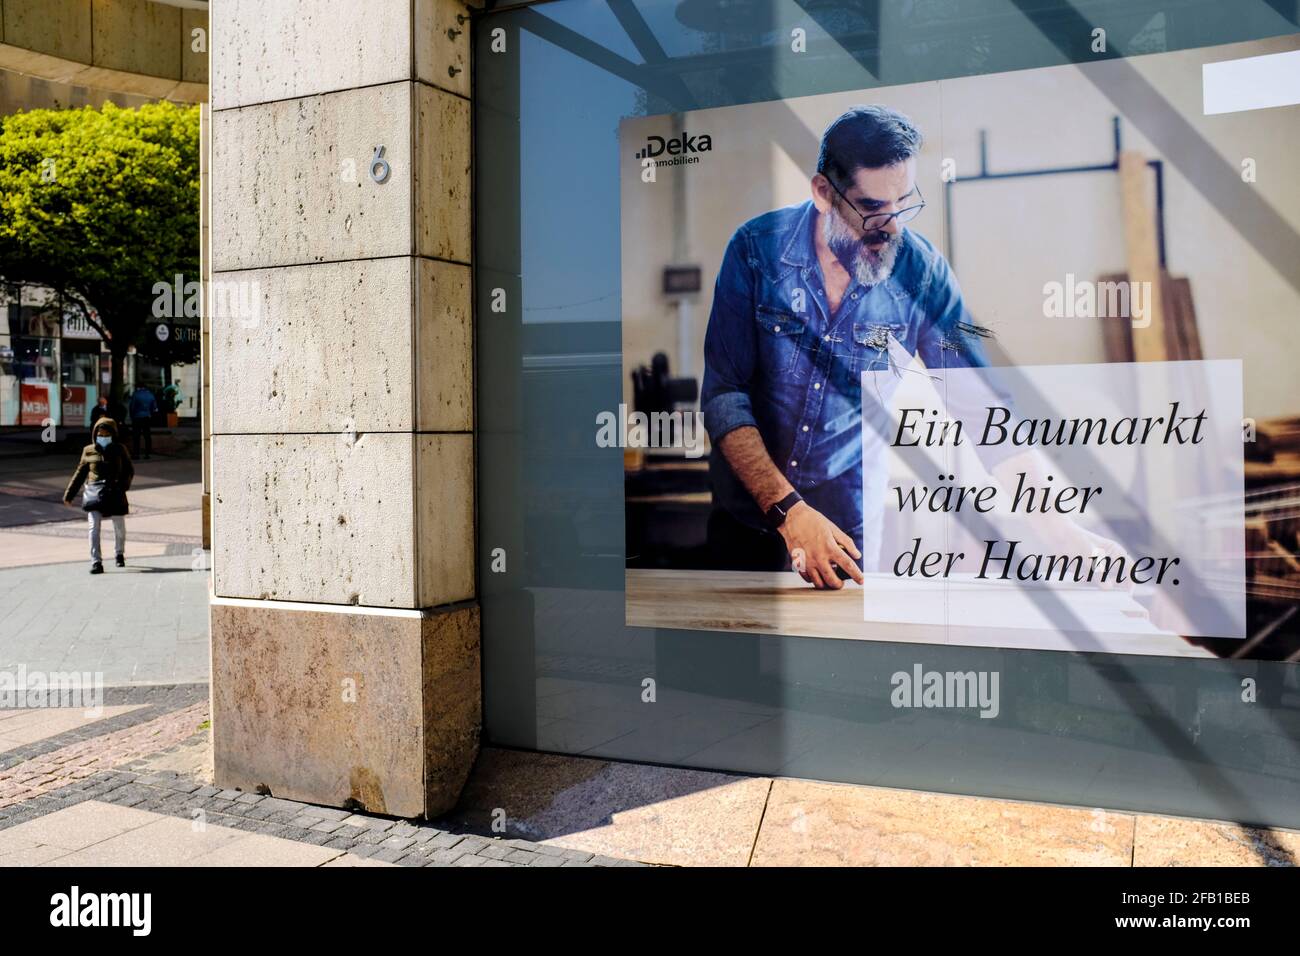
left=0, top=282, right=201, bottom=430
left=1, top=284, right=106, bottom=428
left=209, top=0, right=1300, bottom=828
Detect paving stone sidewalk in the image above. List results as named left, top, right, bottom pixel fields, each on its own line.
left=0, top=685, right=644, bottom=868
left=0, top=555, right=211, bottom=684
left=0, top=765, right=643, bottom=867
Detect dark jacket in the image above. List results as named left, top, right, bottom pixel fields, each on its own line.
left=90, top=402, right=113, bottom=426
left=128, top=387, right=158, bottom=422
left=64, top=418, right=134, bottom=516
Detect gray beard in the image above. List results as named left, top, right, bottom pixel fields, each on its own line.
left=821, top=206, right=902, bottom=286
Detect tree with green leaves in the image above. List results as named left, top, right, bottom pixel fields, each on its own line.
left=0, top=100, right=200, bottom=403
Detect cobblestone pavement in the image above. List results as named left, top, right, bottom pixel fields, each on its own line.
left=0, top=703, right=209, bottom=809
left=0, top=683, right=207, bottom=774
left=0, top=684, right=644, bottom=867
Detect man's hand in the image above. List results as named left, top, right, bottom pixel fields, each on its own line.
left=778, top=502, right=864, bottom=589
left=62, top=499, right=75, bottom=508
left=1039, top=515, right=1131, bottom=591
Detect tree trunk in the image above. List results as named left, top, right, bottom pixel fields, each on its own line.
left=109, top=343, right=128, bottom=416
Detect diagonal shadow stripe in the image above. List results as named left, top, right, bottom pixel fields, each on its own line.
left=606, top=0, right=699, bottom=109
left=1017, top=0, right=1300, bottom=296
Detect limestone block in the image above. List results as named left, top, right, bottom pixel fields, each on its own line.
left=416, top=433, right=475, bottom=607
left=165, top=81, right=207, bottom=105
left=69, top=65, right=182, bottom=100
left=211, top=0, right=412, bottom=110
left=211, top=602, right=480, bottom=818
left=211, top=257, right=471, bottom=434
left=421, top=603, right=481, bottom=810
left=3, top=0, right=92, bottom=63
left=211, top=82, right=413, bottom=271
left=415, top=257, right=473, bottom=432
left=211, top=258, right=417, bottom=434
left=213, top=430, right=475, bottom=607
left=415, top=83, right=471, bottom=263
left=182, top=8, right=208, bottom=85
left=91, top=0, right=181, bottom=80
left=212, top=432, right=417, bottom=607
left=415, top=0, right=473, bottom=99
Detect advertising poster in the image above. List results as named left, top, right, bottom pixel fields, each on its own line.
left=620, top=34, right=1300, bottom=660
left=18, top=382, right=51, bottom=426
left=62, top=385, right=92, bottom=427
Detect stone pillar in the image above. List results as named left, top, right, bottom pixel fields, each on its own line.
left=200, top=101, right=211, bottom=550
left=208, top=0, right=478, bottom=819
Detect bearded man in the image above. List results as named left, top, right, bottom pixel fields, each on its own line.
left=700, top=105, right=997, bottom=589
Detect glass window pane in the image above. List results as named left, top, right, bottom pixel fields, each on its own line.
left=475, top=0, right=1300, bottom=827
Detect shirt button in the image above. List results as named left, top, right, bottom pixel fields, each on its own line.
left=823, top=334, right=830, bottom=341
left=851, top=292, right=859, bottom=299
left=802, top=425, right=809, bottom=432
left=813, top=382, right=821, bottom=390
left=773, top=326, right=780, bottom=333
left=790, top=460, right=798, bottom=468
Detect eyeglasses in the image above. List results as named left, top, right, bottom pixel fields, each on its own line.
left=826, top=177, right=926, bottom=233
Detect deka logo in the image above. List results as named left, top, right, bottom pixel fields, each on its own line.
left=634, top=131, right=713, bottom=161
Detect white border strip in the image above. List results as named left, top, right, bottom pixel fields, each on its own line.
left=1203, top=49, right=1300, bottom=115
left=210, top=594, right=427, bottom=618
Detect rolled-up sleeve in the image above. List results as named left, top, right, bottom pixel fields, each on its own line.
left=701, top=227, right=760, bottom=444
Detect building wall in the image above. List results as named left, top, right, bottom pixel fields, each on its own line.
left=0, top=0, right=207, bottom=104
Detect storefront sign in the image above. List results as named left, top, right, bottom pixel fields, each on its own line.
left=61, top=309, right=102, bottom=340
left=19, top=383, right=50, bottom=425
left=62, top=385, right=89, bottom=426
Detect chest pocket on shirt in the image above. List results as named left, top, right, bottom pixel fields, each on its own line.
left=851, top=322, right=906, bottom=376
left=755, top=305, right=806, bottom=377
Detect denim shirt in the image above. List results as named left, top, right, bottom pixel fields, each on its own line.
left=701, top=199, right=998, bottom=567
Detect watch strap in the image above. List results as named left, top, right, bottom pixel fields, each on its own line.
left=764, top=490, right=803, bottom=529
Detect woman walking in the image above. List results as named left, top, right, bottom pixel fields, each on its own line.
left=63, top=417, right=134, bottom=574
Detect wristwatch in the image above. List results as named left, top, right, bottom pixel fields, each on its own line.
left=763, top=490, right=804, bottom=530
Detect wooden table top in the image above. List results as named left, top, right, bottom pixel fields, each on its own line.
left=625, top=568, right=1213, bottom=658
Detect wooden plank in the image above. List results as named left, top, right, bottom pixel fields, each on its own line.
left=623, top=568, right=1217, bottom=657
left=1161, top=274, right=1201, bottom=361
left=1099, top=272, right=1135, bottom=363
left=1099, top=271, right=1200, bottom=362
left=1118, top=151, right=1167, bottom=362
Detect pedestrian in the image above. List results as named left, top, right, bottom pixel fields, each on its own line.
left=62, top=417, right=134, bottom=575
left=128, top=384, right=158, bottom=459
left=89, top=394, right=114, bottom=427
left=162, top=380, right=184, bottom=415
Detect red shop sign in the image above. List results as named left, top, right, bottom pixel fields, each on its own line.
left=19, top=383, right=50, bottom=426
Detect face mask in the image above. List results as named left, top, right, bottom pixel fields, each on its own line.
left=95, top=436, right=112, bottom=449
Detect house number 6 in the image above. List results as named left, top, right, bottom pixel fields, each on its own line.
left=370, top=146, right=391, bottom=184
